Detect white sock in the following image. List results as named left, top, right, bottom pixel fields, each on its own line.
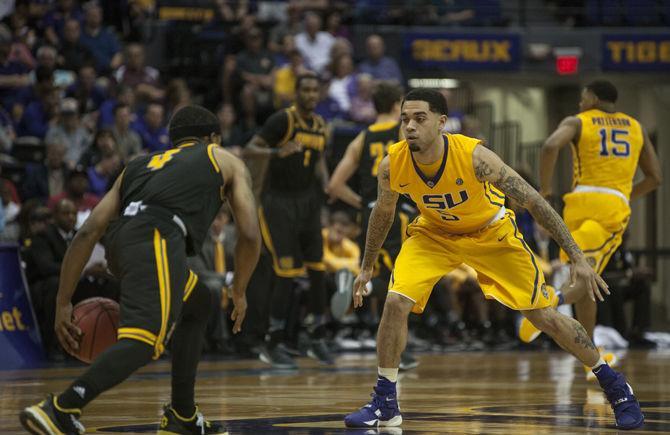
left=591, top=357, right=606, bottom=370
left=378, top=367, right=398, bottom=382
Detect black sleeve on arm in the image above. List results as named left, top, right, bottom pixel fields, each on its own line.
left=257, top=110, right=289, bottom=148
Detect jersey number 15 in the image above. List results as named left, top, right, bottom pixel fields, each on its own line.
left=599, top=128, right=630, bottom=157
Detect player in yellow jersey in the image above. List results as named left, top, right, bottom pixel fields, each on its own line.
left=344, top=88, right=644, bottom=431
left=518, top=80, right=662, bottom=378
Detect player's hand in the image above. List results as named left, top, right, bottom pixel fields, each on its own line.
left=569, top=257, right=610, bottom=302
left=55, top=301, right=81, bottom=355
left=230, top=292, right=247, bottom=334
left=277, top=141, right=302, bottom=158
left=353, top=269, right=373, bottom=309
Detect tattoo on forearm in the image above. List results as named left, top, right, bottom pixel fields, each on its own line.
left=492, top=166, right=582, bottom=260
left=361, top=168, right=395, bottom=270
left=573, top=322, right=596, bottom=350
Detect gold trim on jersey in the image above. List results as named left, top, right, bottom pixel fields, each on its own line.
left=206, top=143, right=221, bottom=173
left=279, top=108, right=295, bottom=147
left=153, top=229, right=171, bottom=359
left=118, top=327, right=158, bottom=347
left=368, top=120, right=399, bottom=133
left=304, top=261, right=326, bottom=271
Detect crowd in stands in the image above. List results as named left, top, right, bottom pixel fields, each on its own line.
left=0, top=0, right=655, bottom=362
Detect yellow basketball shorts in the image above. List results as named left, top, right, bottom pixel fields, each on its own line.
left=560, top=192, right=631, bottom=274
left=389, top=211, right=552, bottom=314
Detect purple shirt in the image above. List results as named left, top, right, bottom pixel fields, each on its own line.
left=358, top=57, right=403, bottom=84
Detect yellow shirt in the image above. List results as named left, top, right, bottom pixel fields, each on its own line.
left=273, top=66, right=296, bottom=108
left=388, top=134, right=504, bottom=234
left=573, top=109, right=644, bottom=200
left=322, top=229, right=360, bottom=274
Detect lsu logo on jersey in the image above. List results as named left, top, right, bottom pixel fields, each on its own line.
left=422, top=190, right=469, bottom=221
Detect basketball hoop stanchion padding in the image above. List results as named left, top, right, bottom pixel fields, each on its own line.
left=0, top=244, right=45, bottom=369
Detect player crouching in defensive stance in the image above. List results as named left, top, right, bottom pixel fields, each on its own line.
left=20, top=105, right=261, bottom=434
left=344, top=89, right=644, bottom=431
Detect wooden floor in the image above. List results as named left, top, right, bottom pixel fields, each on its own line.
left=2, top=350, right=670, bottom=434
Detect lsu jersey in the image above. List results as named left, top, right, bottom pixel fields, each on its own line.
left=388, top=134, right=504, bottom=234
left=573, top=109, right=644, bottom=200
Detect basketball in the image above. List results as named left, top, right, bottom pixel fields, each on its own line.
left=70, top=297, right=120, bottom=364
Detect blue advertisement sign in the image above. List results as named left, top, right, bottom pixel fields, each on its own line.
left=404, top=33, right=521, bottom=71
left=0, top=244, right=45, bottom=369
left=602, top=34, right=670, bottom=71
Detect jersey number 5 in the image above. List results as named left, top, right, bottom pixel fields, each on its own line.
left=599, top=128, right=630, bottom=157
left=147, top=149, right=182, bottom=171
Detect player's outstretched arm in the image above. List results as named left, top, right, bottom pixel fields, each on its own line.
left=353, top=156, right=398, bottom=308
left=327, top=131, right=364, bottom=208
left=55, top=173, right=123, bottom=353
left=218, top=148, right=262, bottom=333
left=630, top=127, right=662, bottom=201
left=540, top=116, right=580, bottom=197
left=473, top=145, right=609, bottom=302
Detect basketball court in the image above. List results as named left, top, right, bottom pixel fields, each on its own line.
left=2, top=350, right=669, bottom=433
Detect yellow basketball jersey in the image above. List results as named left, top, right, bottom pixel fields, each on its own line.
left=388, top=134, right=504, bottom=234
left=573, top=109, right=644, bottom=200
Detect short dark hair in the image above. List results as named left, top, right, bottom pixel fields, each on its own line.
left=373, top=82, right=403, bottom=114
left=295, top=71, right=319, bottom=90
left=113, top=103, right=128, bottom=115
left=402, top=88, right=448, bottom=115
left=168, top=105, right=220, bottom=144
left=585, top=80, right=618, bottom=103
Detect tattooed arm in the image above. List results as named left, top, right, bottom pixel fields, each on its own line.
left=353, top=156, right=398, bottom=308
left=472, top=145, right=609, bottom=302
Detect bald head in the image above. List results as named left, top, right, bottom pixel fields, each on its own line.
left=366, top=34, right=385, bottom=61
left=55, top=198, right=77, bottom=233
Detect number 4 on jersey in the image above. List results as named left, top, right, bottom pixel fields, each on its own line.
left=147, top=149, right=182, bottom=171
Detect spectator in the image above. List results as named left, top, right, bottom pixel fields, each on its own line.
left=58, top=18, right=96, bottom=73
left=110, top=103, right=142, bottom=160
left=349, top=73, right=376, bottom=124
left=273, top=48, right=306, bottom=108
left=236, top=27, right=275, bottom=119
left=45, top=98, right=92, bottom=167
left=0, top=176, right=20, bottom=242
left=165, top=78, right=191, bottom=120
left=47, top=165, right=100, bottom=228
left=23, top=198, right=77, bottom=357
left=358, top=34, right=403, bottom=84
left=65, top=63, right=106, bottom=116
left=21, top=204, right=51, bottom=247
left=78, top=127, right=116, bottom=167
left=187, top=207, right=236, bottom=353
left=323, top=210, right=360, bottom=274
left=0, top=105, right=15, bottom=152
left=86, top=150, right=121, bottom=196
left=22, top=141, right=69, bottom=202
left=34, top=45, right=75, bottom=89
left=295, top=12, right=335, bottom=74
left=315, top=79, right=348, bottom=122
left=17, top=86, right=60, bottom=139
left=0, top=26, right=30, bottom=112
left=268, top=0, right=303, bottom=53
left=325, top=10, right=350, bottom=40
left=98, top=84, right=136, bottom=128
left=113, top=42, right=164, bottom=103
left=132, top=102, right=169, bottom=152
left=6, top=16, right=37, bottom=70
left=79, top=1, right=122, bottom=73
left=217, top=103, right=245, bottom=152
left=272, top=33, right=297, bottom=68
left=42, top=0, right=83, bottom=46
left=328, top=53, right=356, bottom=114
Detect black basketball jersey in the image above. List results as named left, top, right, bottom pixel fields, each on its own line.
left=117, top=141, right=224, bottom=255
left=358, top=121, right=402, bottom=207
left=260, top=106, right=327, bottom=192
